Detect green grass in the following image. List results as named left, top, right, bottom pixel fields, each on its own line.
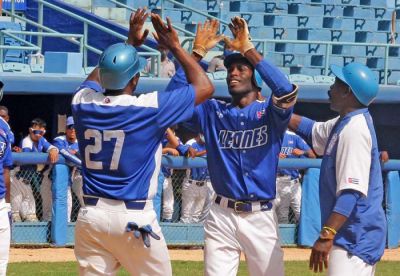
left=7, top=261, right=400, bottom=275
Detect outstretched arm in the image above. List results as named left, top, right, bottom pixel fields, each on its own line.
left=224, top=17, right=296, bottom=105
left=151, top=14, right=214, bottom=105
left=166, top=19, right=222, bottom=91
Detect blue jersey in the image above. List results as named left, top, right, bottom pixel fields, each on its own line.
left=167, top=60, right=297, bottom=201
left=71, top=81, right=195, bottom=201
left=0, top=117, right=14, bottom=145
left=304, top=108, right=386, bottom=265
left=53, top=135, right=79, bottom=155
left=20, top=135, right=56, bottom=171
left=278, top=131, right=311, bottom=179
left=0, top=120, right=13, bottom=199
left=186, top=140, right=209, bottom=181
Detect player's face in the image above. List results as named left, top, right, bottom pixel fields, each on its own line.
left=0, top=110, right=9, bottom=122
left=328, top=78, right=348, bottom=112
left=66, top=124, right=76, bottom=141
left=29, top=125, right=46, bottom=142
left=226, top=62, right=254, bottom=95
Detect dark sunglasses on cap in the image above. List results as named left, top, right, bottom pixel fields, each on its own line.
left=67, top=124, right=75, bottom=130
left=30, top=128, right=45, bottom=135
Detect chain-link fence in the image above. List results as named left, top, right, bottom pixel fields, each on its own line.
left=9, top=153, right=400, bottom=248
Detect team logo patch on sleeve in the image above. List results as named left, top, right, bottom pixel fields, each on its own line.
left=348, top=177, right=359, bottom=184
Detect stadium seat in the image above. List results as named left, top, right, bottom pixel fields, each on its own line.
left=212, top=71, right=227, bottom=80
left=288, top=74, right=314, bottom=83
left=2, top=62, right=31, bottom=73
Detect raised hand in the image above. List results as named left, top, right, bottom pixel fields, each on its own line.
left=193, top=19, right=224, bottom=58
left=127, top=8, right=149, bottom=47
left=151, top=14, right=180, bottom=51
left=223, top=16, right=254, bottom=55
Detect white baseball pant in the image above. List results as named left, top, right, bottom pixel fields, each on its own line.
left=10, top=169, right=37, bottom=221
left=75, top=198, right=171, bottom=276
left=328, top=246, right=376, bottom=276
left=204, top=201, right=284, bottom=276
left=180, top=179, right=211, bottom=223
left=41, top=170, right=72, bottom=222
left=71, top=169, right=84, bottom=208
left=275, top=176, right=301, bottom=223
left=162, top=176, right=174, bottom=221
left=0, top=198, right=11, bottom=276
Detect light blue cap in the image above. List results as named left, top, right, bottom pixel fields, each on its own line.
left=66, top=116, right=74, bottom=126
left=330, top=62, right=379, bottom=106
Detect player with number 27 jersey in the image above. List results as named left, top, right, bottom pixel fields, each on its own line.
left=72, top=80, right=195, bottom=202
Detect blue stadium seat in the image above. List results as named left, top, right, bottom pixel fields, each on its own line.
left=263, top=15, right=297, bottom=28
left=288, top=74, right=314, bottom=83
left=313, top=75, right=335, bottom=84
left=355, top=31, right=374, bottom=43
left=297, top=29, right=331, bottom=41
left=229, top=1, right=266, bottom=13
left=322, top=17, right=342, bottom=29
left=377, top=20, right=391, bottom=31
left=288, top=3, right=324, bottom=16
left=366, top=57, right=384, bottom=69
left=2, top=62, right=31, bottom=73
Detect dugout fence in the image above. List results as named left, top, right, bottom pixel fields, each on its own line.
left=9, top=153, right=400, bottom=248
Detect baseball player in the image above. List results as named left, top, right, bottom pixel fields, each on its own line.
left=160, top=128, right=183, bottom=222
left=289, top=62, right=386, bottom=275
left=167, top=17, right=298, bottom=275
left=72, top=9, right=213, bottom=275
left=12, top=118, right=58, bottom=222
left=275, top=130, right=316, bottom=223
left=0, top=81, right=13, bottom=276
left=180, top=134, right=213, bottom=224
left=42, top=116, right=82, bottom=221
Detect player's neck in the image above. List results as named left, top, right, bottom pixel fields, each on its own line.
left=231, top=92, right=258, bottom=108
left=339, top=106, right=363, bottom=118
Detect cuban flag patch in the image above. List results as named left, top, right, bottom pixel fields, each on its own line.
left=348, top=177, right=359, bottom=184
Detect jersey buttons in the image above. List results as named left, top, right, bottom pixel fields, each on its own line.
left=240, top=122, right=244, bottom=126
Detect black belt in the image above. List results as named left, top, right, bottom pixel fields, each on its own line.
left=83, top=197, right=146, bottom=210
left=188, top=179, right=206, bottom=187
left=215, top=195, right=273, bottom=213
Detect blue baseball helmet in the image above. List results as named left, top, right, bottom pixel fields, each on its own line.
left=224, top=52, right=263, bottom=90
left=330, top=62, right=378, bottom=106
left=99, top=43, right=146, bottom=90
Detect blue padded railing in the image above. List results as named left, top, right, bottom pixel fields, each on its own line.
left=9, top=153, right=400, bottom=247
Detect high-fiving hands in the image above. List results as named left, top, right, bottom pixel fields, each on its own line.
left=151, top=14, right=181, bottom=52
left=224, top=16, right=254, bottom=55
left=127, top=8, right=149, bottom=47
left=193, top=19, right=224, bottom=58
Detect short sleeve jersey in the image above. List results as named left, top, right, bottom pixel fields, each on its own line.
left=277, top=131, right=311, bottom=179
left=190, top=97, right=293, bottom=201
left=71, top=81, right=195, bottom=201
left=0, top=119, right=13, bottom=198
left=312, top=108, right=386, bottom=265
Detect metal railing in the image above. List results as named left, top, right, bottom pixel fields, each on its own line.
left=0, top=30, right=83, bottom=63
left=180, top=36, right=400, bottom=84
left=4, top=0, right=161, bottom=75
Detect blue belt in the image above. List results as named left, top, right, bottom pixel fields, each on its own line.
left=83, top=197, right=146, bottom=210
left=215, top=195, right=273, bottom=213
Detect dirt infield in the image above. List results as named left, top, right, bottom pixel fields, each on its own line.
left=9, top=248, right=400, bottom=263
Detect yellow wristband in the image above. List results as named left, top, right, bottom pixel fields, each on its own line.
left=193, top=44, right=208, bottom=58
left=241, top=41, right=255, bottom=55
left=322, top=226, right=337, bottom=235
